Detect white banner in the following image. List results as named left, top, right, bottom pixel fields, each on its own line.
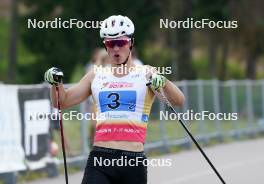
left=0, top=85, right=26, bottom=173
left=24, top=99, right=51, bottom=170
left=24, top=99, right=50, bottom=156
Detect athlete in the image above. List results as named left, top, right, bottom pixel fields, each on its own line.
left=44, top=15, right=185, bottom=184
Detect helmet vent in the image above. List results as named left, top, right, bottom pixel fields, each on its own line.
left=111, top=20, right=115, bottom=27
left=109, top=33, right=119, bottom=36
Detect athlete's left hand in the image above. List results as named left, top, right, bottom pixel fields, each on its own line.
left=150, top=73, right=167, bottom=90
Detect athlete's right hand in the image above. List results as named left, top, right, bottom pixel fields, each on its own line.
left=44, top=67, right=64, bottom=85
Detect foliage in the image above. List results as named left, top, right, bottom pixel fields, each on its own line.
left=1, top=0, right=264, bottom=83
left=19, top=0, right=160, bottom=83
left=0, top=18, right=9, bottom=81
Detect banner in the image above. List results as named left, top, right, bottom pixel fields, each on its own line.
left=18, top=86, right=52, bottom=170
left=0, top=85, right=26, bottom=173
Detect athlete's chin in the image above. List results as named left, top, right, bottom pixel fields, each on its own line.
left=112, top=57, right=123, bottom=64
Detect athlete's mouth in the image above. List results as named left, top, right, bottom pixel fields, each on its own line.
left=114, top=54, right=120, bottom=58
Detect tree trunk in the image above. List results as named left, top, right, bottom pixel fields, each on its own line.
left=168, top=0, right=178, bottom=80
left=8, top=0, right=18, bottom=83
left=219, top=42, right=228, bottom=80
left=170, top=32, right=178, bottom=80
left=208, top=34, right=217, bottom=78
left=177, top=0, right=196, bottom=80
left=246, top=53, right=257, bottom=79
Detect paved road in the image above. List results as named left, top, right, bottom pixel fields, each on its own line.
left=29, top=138, right=264, bottom=184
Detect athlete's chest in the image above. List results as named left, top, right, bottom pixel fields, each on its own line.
left=91, top=73, right=148, bottom=112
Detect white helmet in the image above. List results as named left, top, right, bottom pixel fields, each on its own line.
left=100, top=15, right=135, bottom=39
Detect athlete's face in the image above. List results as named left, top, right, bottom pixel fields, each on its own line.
left=103, top=36, right=132, bottom=65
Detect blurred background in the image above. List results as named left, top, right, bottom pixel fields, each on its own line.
left=0, top=0, right=264, bottom=84
left=1, top=0, right=264, bottom=184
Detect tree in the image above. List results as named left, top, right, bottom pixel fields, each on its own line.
left=229, top=0, right=264, bottom=79
left=20, top=0, right=159, bottom=83
left=161, top=0, right=196, bottom=80
left=194, top=0, right=230, bottom=79
left=176, top=0, right=196, bottom=80
left=8, top=0, right=18, bottom=83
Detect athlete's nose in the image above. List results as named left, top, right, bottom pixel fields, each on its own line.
left=113, top=45, right=120, bottom=51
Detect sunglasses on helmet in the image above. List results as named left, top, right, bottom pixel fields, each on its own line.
left=103, top=39, right=131, bottom=48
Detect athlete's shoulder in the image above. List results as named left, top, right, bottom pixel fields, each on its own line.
left=85, top=64, right=111, bottom=79
left=82, top=67, right=96, bottom=83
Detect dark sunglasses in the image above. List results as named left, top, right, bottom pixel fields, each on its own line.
left=103, top=39, right=130, bottom=48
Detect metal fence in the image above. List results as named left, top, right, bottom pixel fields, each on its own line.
left=72, top=79, right=264, bottom=156
left=37, top=79, right=264, bottom=170
left=144, top=79, right=264, bottom=152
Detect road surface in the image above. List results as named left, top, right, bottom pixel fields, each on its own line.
left=28, top=138, right=264, bottom=184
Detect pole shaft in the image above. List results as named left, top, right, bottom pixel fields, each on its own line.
left=56, top=86, right=69, bottom=184
left=147, top=83, right=226, bottom=184
left=169, top=106, right=226, bottom=184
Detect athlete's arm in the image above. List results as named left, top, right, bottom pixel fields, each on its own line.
left=146, top=65, right=185, bottom=107
left=162, top=80, right=185, bottom=107
left=50, top=70, right=95, bottom=109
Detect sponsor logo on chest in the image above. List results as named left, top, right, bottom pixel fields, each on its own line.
left=102, top=82, right=134, bottom=88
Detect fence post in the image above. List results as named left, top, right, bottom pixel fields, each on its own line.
left=197, top=80, right=207, bottom=144
left=181, top=80, right=192, bottom=149
left=262, top=80, right=264, bottom=118
left=212, top=79, right=223, bottom=142
left=80, top=101, right=89, bottom=156
left=159, top=100, right=169, bottom=152
left=260, top=80, right=264, bottom=131
left=230, top=80, right=240, bottom=139
left=246, top=80, right=255, bottom=136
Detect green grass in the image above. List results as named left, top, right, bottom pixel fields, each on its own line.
left=146, top=118, right=253, bottom=142
left=53, top=119, right=83, bottom=157
left=145, top=118, right=264, bottom=157
left=18, top=170, right=48, bottom=183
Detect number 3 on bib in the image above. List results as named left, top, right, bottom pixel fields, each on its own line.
left=99, top=91, right=137, bottom=112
